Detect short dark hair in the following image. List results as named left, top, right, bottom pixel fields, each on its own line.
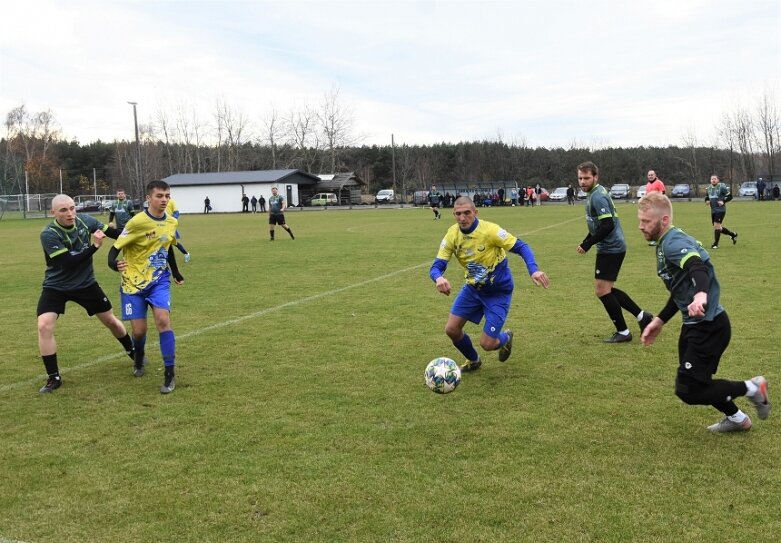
left=146, top=180, right=170, bottom=194
left=577, top=161, right=599, bottom=176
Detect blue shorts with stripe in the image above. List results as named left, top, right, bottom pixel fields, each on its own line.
left=451, top=284, right=511, bottom=338
left=120, top=274, right=172, bottom=320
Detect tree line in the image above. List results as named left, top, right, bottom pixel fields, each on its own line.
left=2, top=87, right=777, bottom=198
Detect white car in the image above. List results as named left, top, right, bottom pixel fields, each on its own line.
left=738, top=181, right=757, bottom=198
left=635, top=186, right=647, bottom=199
left=549, top=187, right=568, bottom=201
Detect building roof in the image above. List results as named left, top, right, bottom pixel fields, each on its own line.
left=315, top=172, right=366, bottom=191
left=164, top=169, right=320, bottom=187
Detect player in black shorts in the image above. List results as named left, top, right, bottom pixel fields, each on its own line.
left=428, top=185, right=443, bottom=219
left=638, top=193, right=770, bottom=433
left=36, top=195, right=136, bottom=393
left=267, top=186, right=295, bottom=241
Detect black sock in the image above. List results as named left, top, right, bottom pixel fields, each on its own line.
left=164, top=366, right=175, bottom=380
left=42, top=354, right=59, bottom=376
left=285, top=227, right=294, bottom=239
left=721, top=227, right=734, bottom=238
left=598, top=292, right=628, bottom=331
left=270, top=230, right=275, bottom=240
left=176, top=242, right=188, bottom=254
left=117, top=333, right=134, bottom=358
left=612, top=288, right=642, bottom=317
left=714, top=231, right=721, bottom=245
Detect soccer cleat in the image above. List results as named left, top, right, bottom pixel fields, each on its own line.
left=639, top=313, right=654, bottom=333
left=160, top=375, right=176, bottom=394
left=711, top=244, right=718, bottom=249
left=39, top=376, right=62, bottom=393
left=648, top=241, right=657, bottom=246
left=603, top=332, right=632, bottom=344
left=498, top=330, right=513, bottom=362
left=707, top=415, right=752, bottom=433
left=460, top=359, right=482, bottom=373
left=184, top=253, right=191, bottom=263
left=133, top=357, right=148, bottom=378
left=748, top=376, right=770, bottom=420
left=731, top=232, right=738, bottom=245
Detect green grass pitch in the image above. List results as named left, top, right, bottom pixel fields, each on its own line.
left=1, top=200, right=779, bottom=542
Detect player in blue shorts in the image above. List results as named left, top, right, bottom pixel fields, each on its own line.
left=108, top=180, right=185, bottom=394
left=429, top=196, right=550, bottom=372
left=638, top=192, right=770, bottom=433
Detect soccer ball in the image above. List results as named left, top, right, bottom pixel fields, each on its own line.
left=424, top=357, right=461, bottom=394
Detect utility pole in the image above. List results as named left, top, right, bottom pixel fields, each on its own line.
left=128, top=101, right=142, bottom=193
left=391, top=133, right=397, bottom=204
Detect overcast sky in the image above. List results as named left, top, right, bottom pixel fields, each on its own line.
left=1, top=0, right=778, bottom=149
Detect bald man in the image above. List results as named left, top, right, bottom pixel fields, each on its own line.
left=36, top=195, right=135, bottom=393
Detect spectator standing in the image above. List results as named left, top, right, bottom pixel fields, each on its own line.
left=258, top=195, right=266, bottom=212
left=204, top=196, right=211, bottom=214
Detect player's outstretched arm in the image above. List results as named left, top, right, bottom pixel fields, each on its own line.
left=167, top=249, right=185, bottom=285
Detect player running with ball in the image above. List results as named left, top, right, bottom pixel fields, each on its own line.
left=429, top=196, right=550, bottom=373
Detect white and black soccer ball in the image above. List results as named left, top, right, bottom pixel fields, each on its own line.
left=424, top=357, right=461, bottom=394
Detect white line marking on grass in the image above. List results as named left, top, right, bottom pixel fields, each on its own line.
left=2, top=217, right=578, bottom=394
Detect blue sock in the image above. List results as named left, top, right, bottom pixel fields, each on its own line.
left=498, top=331, right=509, bottom=347
left=453, top=333, right=479, bottom=362
left=159, top=330, right=176, bottom=368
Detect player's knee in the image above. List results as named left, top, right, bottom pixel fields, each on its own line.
left=37, top=315, right=55, bottom=337
left=675, top=377, right=702, bottom=405
left=479, top=336, right=500, bottom=351
left=444, top=324, right=461, bottom=340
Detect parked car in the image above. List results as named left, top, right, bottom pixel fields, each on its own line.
left=413, top=190, right=430, bottom=205
left=311, top=192, right=338, bottom=206
left=376, top=189, right=395, bottom=204
left=635, top=186, right=647, bottom=199
left=101, top=199, right=116, bottom=211
left=75, top=200, right=102, bottom=212
left=738, top=181, right=757, bottom=198
left=577, top=188, right=587, bottom=199
left=549, top=187, right=568, bottom=202
left=671, top=184, right=691, bottom=198
left=609, top=184, right=630, bottom=199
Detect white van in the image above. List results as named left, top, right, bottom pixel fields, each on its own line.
left=311, top=192, right=338, bottom=206
left=376, top=189, right=395, bottom=204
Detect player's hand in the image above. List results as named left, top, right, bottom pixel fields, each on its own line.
left=576, top=245, right=587, bottom=255
left=531, top=271, right=550, bottom=289
left=641, top=317, right=663, bottom=346
left=435, top=277, right=451, bottom=296
left=92, top=229, right=106, bottom=248
left=173, top=277, right=184, bottom=285
left=116, top=259, right=128, bottom=272
left=687, top=292, right=707, bottom=318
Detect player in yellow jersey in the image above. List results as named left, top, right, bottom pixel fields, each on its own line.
left=430, top=196, right=550, bottom=372
left=108, top=180, right=184, bottom=394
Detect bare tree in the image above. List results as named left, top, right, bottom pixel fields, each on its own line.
left=755, top=86, right=779, bottom=178
left=680, top=125, right=701, bottom=188
left=261, top=108, right=284, bottom=169
left=317, top=85, right=357, bottom=173
left=5, top=104, right=61, bottom=192
left=285, top=104, right=320, bottom=172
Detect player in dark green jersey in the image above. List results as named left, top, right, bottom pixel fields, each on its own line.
left=108, top=188, right=136, bottom=231
left=36, top=195, right=136, bottom=393
left=576, top=161, right=653, bottom=343
left=638, top=192, right=770, bottom=432
left=428, top=185, right=443, bottom=220
left=704, top=174, right=738, bottom=249
left=268, top=186, right=295, bottom=241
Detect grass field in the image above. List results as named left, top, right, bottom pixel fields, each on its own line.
left=1, top=200, right=779, bottom=542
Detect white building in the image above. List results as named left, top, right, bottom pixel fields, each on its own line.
left=163, top=170, right=321, bottom=214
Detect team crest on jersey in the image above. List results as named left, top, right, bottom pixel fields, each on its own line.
left=440, top=239, right=447, bottom=250
left=680, top=248, right=688, bottom=254
left=497, top=229, right=508, bottom=239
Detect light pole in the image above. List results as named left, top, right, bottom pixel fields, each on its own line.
left=127, top=101, right=142, bottom=191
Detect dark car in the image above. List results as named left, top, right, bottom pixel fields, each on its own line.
left=671, top=184, right=691, bottom=198
left=75, top=200, right=102, bottom=212
left=609, top=184, right=630, bottom=199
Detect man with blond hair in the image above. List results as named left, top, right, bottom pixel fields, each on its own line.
left=637, top=192, right=770, bottom=432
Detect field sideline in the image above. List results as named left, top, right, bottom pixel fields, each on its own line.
left=1, top=201, right=779, bottom=542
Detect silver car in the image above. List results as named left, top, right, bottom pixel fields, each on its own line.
left=609, top=184, right=630, bottom=199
